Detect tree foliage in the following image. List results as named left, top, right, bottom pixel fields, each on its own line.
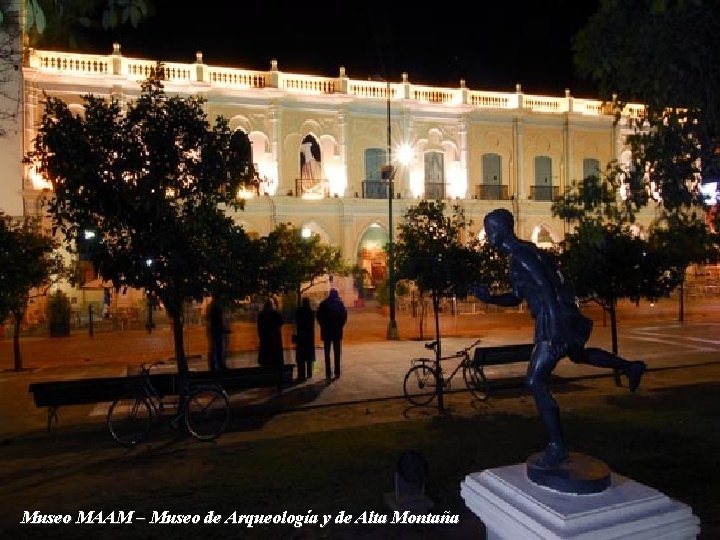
left=573, top=0, right=720, bottom=132
left=0, top=0, right=155, bottom=47
left=28, top=72, right=254, bottom=380
left=395, top=201, right=477, bottom=302
left=0, top=213, right=62, bottom=370
left=574, top=0, right=720, bottom=199
left=574, top=1, right=720, bottom=321
left=393, top=200, right=481, bottom=411
left=258, top=222, right=346, bottom=303
left=552, top=172, right=678, bottom=353
left=469, top=238, right=510, bottom=296
left=0, top=1, right=155, bottom=137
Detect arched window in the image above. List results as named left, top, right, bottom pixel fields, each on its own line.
left=229, top=130, right=253, bottom=178
left=583, top=158, right=601, bottom=180
left=424, top=151, right=445, bottom=199
left=533, top=156, right=553, bottom=200
left=480, top=153, right=503, bottom=199
left=364, top=148, right=388, bottom=198
left=299, top=135, right=321, bottom=180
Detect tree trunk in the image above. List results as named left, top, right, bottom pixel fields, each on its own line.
left=609, top=298, right=618, bottom=355
left=432, top=293, right=444, bottom=413
left=168, top=307, right=189, bottom=391
left=609, top=298, right=622, bottom=387
left=678, top=270, right=686, bottom=323
left=12, top=311, right=23, bottom=371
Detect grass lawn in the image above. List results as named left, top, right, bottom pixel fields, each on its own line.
left=1, top=375, right=718, bottom=539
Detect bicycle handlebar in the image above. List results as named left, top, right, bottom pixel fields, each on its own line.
left=456, top=337, right=482, bottom=355
left=423, top=337, right=482, bottom=358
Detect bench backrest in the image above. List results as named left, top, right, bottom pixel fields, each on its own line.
left=28, top=365, right=295, bottom=407
left=473, top=344, right=534, bottom=366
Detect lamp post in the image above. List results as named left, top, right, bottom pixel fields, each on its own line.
left=384, top=78, right=399, bottom=340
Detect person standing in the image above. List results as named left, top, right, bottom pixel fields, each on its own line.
left=257, top=298, right=284, bottom=367
left=103, top=287, right=112, bottom=319
left=316, top=288, right=347, bottom=380
left=207, top=296, right=230, bottom=371
left=294, top=297, right=316, bottom=381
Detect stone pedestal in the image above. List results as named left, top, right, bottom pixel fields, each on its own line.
left=461, top=464, right=700, bottom=539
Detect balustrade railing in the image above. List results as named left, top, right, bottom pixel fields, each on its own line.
left=295, top=178, right=329, bottom=198
left=208, top=67, right=266, bottom=88
left=30, top=50, right=110, bottom=74
left=529, top=185, right=559, bottom=201
left=475, top=184, right=509, bottom=200
left=362, top=181, right=390, bottom=199
left=424, top=182, right=446, bottom=200
left=27, top=48, right=644, bottom=120
left=282, top=74, right=336, bottom=94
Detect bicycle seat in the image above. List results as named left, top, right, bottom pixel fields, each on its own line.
left=424, top=341, right=438, bottom=350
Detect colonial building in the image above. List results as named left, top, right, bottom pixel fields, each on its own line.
left=2, top=43, right=653, bottom=320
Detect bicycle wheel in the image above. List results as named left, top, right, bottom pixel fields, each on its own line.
left=107, top=396, right=152, bottom=447
left=184, top=386, right=230, bottom=441
left=463, top=363, right=488, bottom=401
left=403, top=364, right=438, bottom=406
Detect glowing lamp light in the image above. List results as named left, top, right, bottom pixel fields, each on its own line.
left=236, top=186, right=256, bottom=200
left=396, top=144, right=413, bottom=166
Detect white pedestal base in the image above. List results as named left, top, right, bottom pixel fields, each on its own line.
left=461, top=464, right=700, bottom=539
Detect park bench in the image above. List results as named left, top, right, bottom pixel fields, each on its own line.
left=28, top=364, right=294, bottom=432
left=472, top=343, right=535, bottom=395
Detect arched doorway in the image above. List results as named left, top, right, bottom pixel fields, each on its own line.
left=356, top=224, right=389, bottom=300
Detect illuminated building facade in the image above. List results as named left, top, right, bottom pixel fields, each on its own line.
left=1, top=44, right=655, bottom=315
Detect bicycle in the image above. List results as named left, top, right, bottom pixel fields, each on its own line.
left=403, top=338, right=487, bottom=405
left=107, top=361, right=230, bottom=447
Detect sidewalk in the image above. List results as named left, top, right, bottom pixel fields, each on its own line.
left=2, top=299, right=720, bottom=439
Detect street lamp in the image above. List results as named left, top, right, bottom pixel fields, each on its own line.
left=382, top=78, right=399, bottom=340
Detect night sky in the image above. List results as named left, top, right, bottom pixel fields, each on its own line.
left=84, top=0, right=600, bottom=97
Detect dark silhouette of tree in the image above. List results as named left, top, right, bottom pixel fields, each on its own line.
left=553, top=172, right=679, bottom=355
left=258, top=222, right=346, bottom=304
left=573, top=2, right=720, bottom=323
left=394, top=200, right=479, bottom=412
left=0, top=1, right=155, bottom=137
left=28, top=70, right=254, bottom=384
left=0, top=213, right=63, bottom=370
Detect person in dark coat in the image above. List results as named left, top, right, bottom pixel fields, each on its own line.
left=207, top=296, right=230, bottom=371
left=294, top=297, right=316, bottom=381
left=316, top=288, right=347, bottom=380
left=257, top=298, right=284, bottom=366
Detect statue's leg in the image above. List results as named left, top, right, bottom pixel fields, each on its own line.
left=526, top=342, right=566, bottom=465
left=579, top=347, right=646, bottom=392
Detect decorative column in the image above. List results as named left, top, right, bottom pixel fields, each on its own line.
left=338, top=111, right=348, bottom=196
left=459, top=115, right=468, bottom=198
left=111, top=42, right=124, bottom=75
left=512, top=116, right=524, bottom=201
left=338, top=66, right=349, bottom=94
left=563, top=89, right=573, bottom=191
left=269, top=105, right=280, bottom=194
left=194, top=51, right=208, bottom=83
left=269, top=59, right=280, bottom=88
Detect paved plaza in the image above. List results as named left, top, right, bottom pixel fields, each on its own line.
left=2, top=298, right=720, bottom=437
left=1, top=299, right=719, bottom=539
